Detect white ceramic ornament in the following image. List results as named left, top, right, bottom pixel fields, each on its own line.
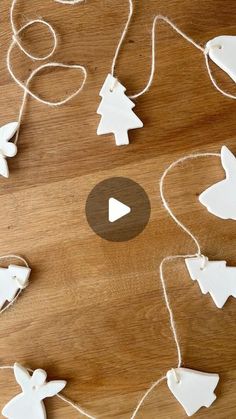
left=167, top=368, right=219, bottom=416
left=97, top=74, right=143, bottom=146
left=2, top=363, right=66, bottom=419
left=0, top=122, right=18, bottom=178
left=185, top=256, right=236, bottom=308
left=199, top=146, right=236, bottom=220
left=206, top=36, right=236, bottom=83
left=0, top=265, right=31, bottom=309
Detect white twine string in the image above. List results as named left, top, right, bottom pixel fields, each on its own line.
left=160, top=152, right=220, bottom=255
left=8, top=0, right=87, bottom=144
left=130, top=151, right=221, bottom=418
left=129, top=15, right=204, bottom=100
left=0, top=254, right=29, bottom=315
left=111, top=2, right=236, bottom=100
left=130, top=375, right=166, bottom=419
left=0, top=365, right=96, bottom=419
left=111, top=0, right=133, bottom=77
left=55, top=0, right=85, bottom=4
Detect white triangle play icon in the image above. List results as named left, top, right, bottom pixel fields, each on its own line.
left=108, top=197, right=131, bottom=223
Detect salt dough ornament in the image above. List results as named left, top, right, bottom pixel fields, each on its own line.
left=2, top=363, right=66, bottom=419
left=97, top=74, right=143, bottom=146
left=167, top=368, right=219, bottom=416
left=199, top=146, right=236, bottom=220
left=0, top=122, right=18, bottom=178
left=206, top=36, right=236, bottom=83
left=0, top=265, right=31, bottom=309
left=185, top=256, right=236, bottom=308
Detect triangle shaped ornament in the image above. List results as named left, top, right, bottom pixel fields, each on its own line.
left=206, top=36, right=236, bottom=83
left=97, top=74, right=143, bottom=146
left=0, top=264, right=31, bottom=309
left=167, top=368, right=219, bottom=416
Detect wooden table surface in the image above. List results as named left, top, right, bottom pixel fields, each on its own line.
left=0, top=0, right=236, bottom=417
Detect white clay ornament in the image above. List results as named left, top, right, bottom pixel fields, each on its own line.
left=0, top=122, right=18, bottom=178
left=2, top=363, right=66, bottom=419
left=185, top=256, right=236, bottom=308
left=199, top=146, right=236, bottom=220
left=97, top=74, right=143, bottom=146
left=0, top=264, right=31, bottom=309
left=206, top=36, right=236, bottom=83
left=167, top=368, right=219, bottom=416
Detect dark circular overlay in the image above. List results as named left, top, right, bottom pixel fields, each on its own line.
left=85, top=177, right=151, bottom=242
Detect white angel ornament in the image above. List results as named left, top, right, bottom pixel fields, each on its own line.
left=199, top=146, right=236, bottom=220
left=2, top=363, right=66, bottom=419
left=0, top=122, right=18, bottom=178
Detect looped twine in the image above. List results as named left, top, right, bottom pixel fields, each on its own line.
left=7, top=0, right=88, bottom=145
left=12, top=275, right=29, bottom=290
left=199, top=254, right=208, bottom=270
left=171, top=368, right=180, bottom=384
left=110, top=77, right=118, bottom=92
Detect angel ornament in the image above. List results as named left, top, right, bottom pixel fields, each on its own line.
left=2, top=363, right=66, bottom=419
left=0, top=122, right=18, bottom=178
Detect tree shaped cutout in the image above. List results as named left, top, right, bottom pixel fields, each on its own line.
left=97, top=74, right=143, bottom=146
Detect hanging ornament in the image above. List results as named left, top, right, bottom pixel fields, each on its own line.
left=97, top=74, right=143, bottom=146
left=2, top=363, right=66, bottom=419
left=199, top=146, right=236, bottom=220
left=0, top=122, right=18, bottom=178
left=0, top=362, right=95, bottom=419
left=167, top=368, right=219, bottom=417
left=0, top=264, right=31, bottom=309
left=206, top=36, right=236, bottom=83
left=185, top=256, right=236, bottom=308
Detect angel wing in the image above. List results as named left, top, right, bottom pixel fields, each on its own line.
left=0, top=122, right=18, bottom=178
left=36, top=380, right=67, bottom=401
left=0, top=122, right=18, bottom=144
left=0, top=155, right=9, bottom=178
left=13, top=363, right=31, bottom=391
left=221, top=146, right=236, bottom=179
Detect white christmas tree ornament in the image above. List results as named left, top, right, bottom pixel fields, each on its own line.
left=97, top=74, right=143, bottom=146
left=0, top=265, right=31, bottom=309
left=199, top=146, right=236, bottom=220
left=0, top=122, right=18, bottom=178
left=2, top=363, right=66, bottom=419
left=167, top=368, right=219, bottom=416
left=185, top=256, right=236, bottom=308
left=206, top=36, right=236, bottom=83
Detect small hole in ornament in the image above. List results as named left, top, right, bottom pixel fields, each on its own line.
left=32, top=385, right=36, bottom=390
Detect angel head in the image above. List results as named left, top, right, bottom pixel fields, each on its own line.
left=199, top=146, right=236, bottom=220
left=12, top=363, right=66, bottom=398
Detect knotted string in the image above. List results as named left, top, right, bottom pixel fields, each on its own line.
left=130, top=151, right=221, bottom=417
left=0, top=254, right=29, bottom=315
left=7, top=0, right=87, bottom=144
left=0, top=365, right=96, bottom=419
left=111, top=1, right=236, bottom=100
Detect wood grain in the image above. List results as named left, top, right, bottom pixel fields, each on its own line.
left=0, top=0, right=236, bottom=417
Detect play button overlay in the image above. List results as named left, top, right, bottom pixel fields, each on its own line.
left=86, top=177, right=151, bottom=242
left=109, top=198, right=131, bottom=223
